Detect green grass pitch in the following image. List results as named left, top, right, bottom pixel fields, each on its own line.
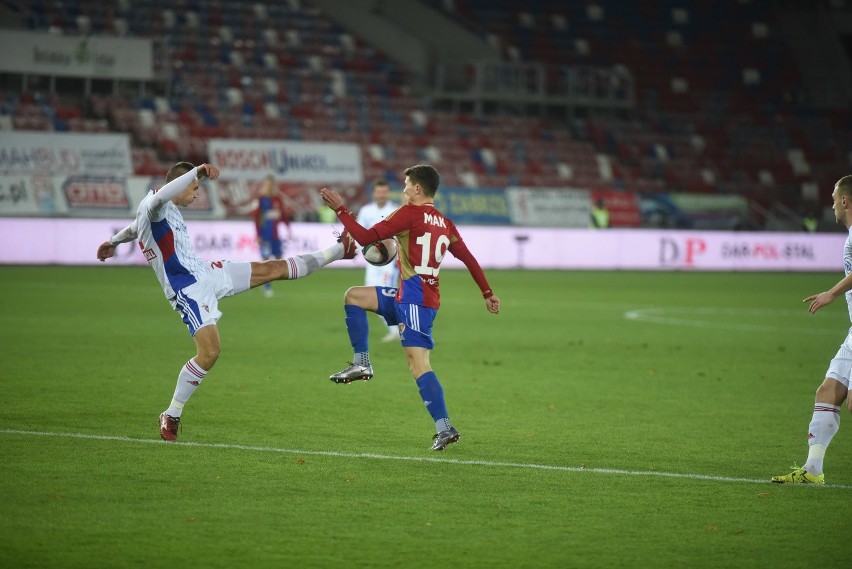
left=1, top=266, right=850, bottom=568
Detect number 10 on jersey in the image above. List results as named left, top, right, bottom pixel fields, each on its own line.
left=414, top=233, right=450, bottom=276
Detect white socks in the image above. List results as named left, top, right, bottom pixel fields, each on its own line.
left=804, top=403, right=840, bottom=475
left=286, top=243, right=344, bottom=279
left=165, top=359, right=207, bottom=418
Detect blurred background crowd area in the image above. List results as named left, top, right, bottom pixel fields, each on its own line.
left=0, top=0, right=850, bottom=230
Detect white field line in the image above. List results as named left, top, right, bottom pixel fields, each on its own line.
left=624, top=307, right=842, bottom=335
left=2, top=428, right=850, bottom=489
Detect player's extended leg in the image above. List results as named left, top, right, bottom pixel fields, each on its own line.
left=259, top=240, right=274, bottom=297
left=404, top=346, right=459, bottom=451
left=329, top=286, right=380, bottom=384
left=250, top=232, right=356, bottom=288
left=159, top=324, right=221, bottom=441
left=772, top=377, right=846, bottom=484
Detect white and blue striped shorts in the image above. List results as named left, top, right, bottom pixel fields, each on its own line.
left=171, top=261, right=252, bottom=336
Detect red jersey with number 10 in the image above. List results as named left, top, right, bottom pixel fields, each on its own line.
left=336, top=201, right=492, bottom=309
left=371, top=203, right=457, bottom=308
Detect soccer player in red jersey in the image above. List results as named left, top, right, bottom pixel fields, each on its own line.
left=252, top=175, right=293, bottom=297
left=320, top=164, right=501, bottom=451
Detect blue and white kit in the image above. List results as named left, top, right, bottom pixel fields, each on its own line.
left=107, top=167, right=251, bottom=335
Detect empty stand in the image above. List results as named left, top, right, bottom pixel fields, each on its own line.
left=1, top=0, right=848, bottom=218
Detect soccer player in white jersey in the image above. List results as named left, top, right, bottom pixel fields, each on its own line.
left=96, top=161, right=356, bottom=441
left=356, top=179, right=401, bottom=341
left=773, top=175, right=852, bottom=484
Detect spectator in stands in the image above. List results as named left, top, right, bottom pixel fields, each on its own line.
left=590, top=199, right=610, bottom=229
left=252, top=175, right=293, bottom=297
left=317, top=201, right=338, bottom=224
left=803, top=215, right=818, bottom=233
left=802, top=206, right=819, bottom=232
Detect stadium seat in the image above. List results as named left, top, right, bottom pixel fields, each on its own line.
left=6, top=0, right=844, bottom=213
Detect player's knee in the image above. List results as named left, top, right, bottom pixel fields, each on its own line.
left=198, top=345, right=221, bottom=367
left=815, top=377, right=847, bottom=405
left=409, top=365, right=430, bottom=380
left=405, top=356, right=429, bottom=379
left=269, top=258, right=288, bottom=273
left=343, top=286, right=364, bottom=305
left=249, top=260, right=273, bottom=286
left=265, top=259, right=286, bottom=279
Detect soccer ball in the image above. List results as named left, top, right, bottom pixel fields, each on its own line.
left=362, top=238, right=398, bottom=267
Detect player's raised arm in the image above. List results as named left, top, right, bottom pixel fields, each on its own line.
left=97, top=220, right=138, bottom=261
left=319, top=187, right=382, bottom=245
left=319, top=187, right=344, bottom=211
left=197, top=163, right=220, bottom=180
left=448, top=239, right=500, bottom=314
left=151, top=164, right=219, bottom=207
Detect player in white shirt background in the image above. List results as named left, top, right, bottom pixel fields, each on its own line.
left=773, top=175, right=852, bottom=484
left=356, top=178, right=401, bottom=342
left=96, top=161, right=356, bottom=441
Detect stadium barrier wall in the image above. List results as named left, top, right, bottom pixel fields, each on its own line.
left=0, top=131, right=133, bottom=176
left=0, top=132, right=747, bottom=230
left=0, top=172, right=739, bottom=230
left=0, top=217, right=843, bottom=271
left=208, top=139, right=363, bottom=183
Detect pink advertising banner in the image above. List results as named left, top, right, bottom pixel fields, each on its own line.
left=0, top=218, right=844, bottom=271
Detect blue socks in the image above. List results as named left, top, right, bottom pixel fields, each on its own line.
left=345, top=304, right=369, bottom=352
left=416, top=371, right=451, bottom=432
left=346, top=304, right=452, bottom=433
left=345, top=304, right=371, bottom=367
